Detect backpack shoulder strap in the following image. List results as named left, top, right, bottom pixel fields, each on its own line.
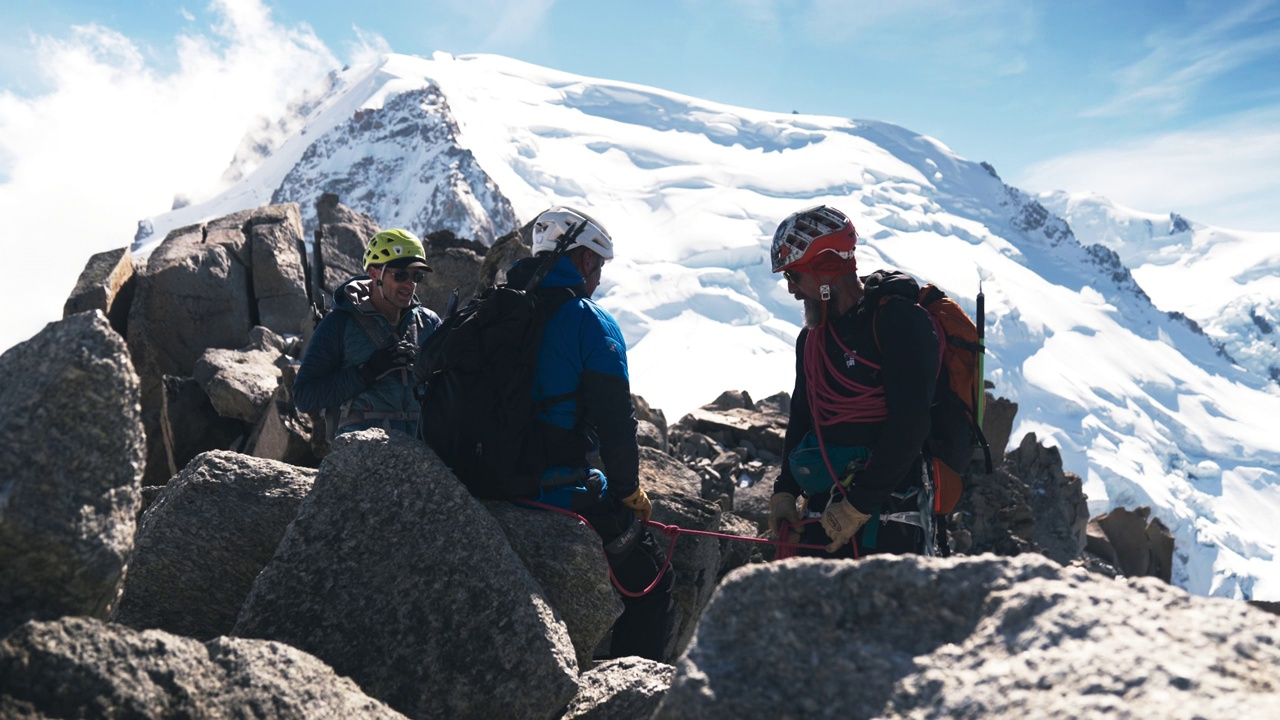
left=349, top=309, right=397, bottom=349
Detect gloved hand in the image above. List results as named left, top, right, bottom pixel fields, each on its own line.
left=358, top=341, right=417, bottom=386
left=619, top=487, right=653, bottom=522
left=768, top=492, right=801, bottom=544
left=820, top=498, right=872, bottom=553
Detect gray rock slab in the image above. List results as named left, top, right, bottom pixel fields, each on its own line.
left=62, top=246, right=134, bottom=328
left=656, top=553, right=1280, bottom=719
left=486, top=500, right=623, bottom=669
left=193, top=329, right=287, bottom=425
left=0, top=617, right=405, bottom=719
left=112, top=450, right=316, bottom=640
left=0, top=311, right=144, bottom=636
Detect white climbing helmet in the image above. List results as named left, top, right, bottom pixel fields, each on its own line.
left=531, top=206, right=614, bottom=260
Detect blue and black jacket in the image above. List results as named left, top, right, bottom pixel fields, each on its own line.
left=294, top=276, right=441, bottom=437
left=507, top=255, right=641, bottom=500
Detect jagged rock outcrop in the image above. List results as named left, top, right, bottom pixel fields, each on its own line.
left=0, top=311, right=144, bottom=637
left=947, top=463, right=1037, bottom=557
left=668, top=390, right=788, bottom=508
left=1085, top=506, right=1175, bottom=582
left=479, top=225, right=533, bottom=287
left=980, top=390, right=1018, bottom=461
left=634, top=394, right=670, bottom=454
left=233, top=429, right=579, bottom=720
left=0, top=617, right=405, bottom=719
left=312, top=192, right=380, bottom=301
left=657, top=554, right=1280, bottom=719
left=1005, top=432, right=1089, bottom=564
left=128, top=203, right=308, bottom=483
left=62, top=246, right=135, bottom=337
left=564, top=657, right=675, bottom=720
left=112, top=451, right=316, bottom=640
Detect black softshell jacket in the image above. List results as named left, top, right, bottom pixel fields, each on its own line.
left=774, top=270, right=940, bottom=513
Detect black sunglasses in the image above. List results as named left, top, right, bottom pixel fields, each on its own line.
left=390, top=269, right=427, bottom=284
left=783, top=269, right=801, bottom=284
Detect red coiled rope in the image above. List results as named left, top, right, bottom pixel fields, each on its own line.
left=804, top=319, right=888, bottom=427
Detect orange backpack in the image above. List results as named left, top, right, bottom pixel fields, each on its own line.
left=876, top=283, right=992, bottom=515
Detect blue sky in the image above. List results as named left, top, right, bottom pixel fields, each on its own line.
left=0, top=1, right=1277, bottom=326
left=4, top=0, right=1279, bottom=236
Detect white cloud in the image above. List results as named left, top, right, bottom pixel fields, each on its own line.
left=0, top=0, right=341, bottom=353
left=1016, top=107, right=1280, bottom=232
left=1085, top=0, right=1280, bottom=119
left=480, top=0, right=557, bottom=47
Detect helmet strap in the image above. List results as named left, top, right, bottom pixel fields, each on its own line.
left=525, top=220, right=589, bottom=291
left=819, top=283, right=831, bottom=302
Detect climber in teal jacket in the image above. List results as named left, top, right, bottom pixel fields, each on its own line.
left=294, top=229, right=441, bottom=438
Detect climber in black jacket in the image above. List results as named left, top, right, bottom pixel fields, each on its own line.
left=767, top=205, right=940, bottom=557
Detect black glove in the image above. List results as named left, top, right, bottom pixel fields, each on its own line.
left=358, top=341, right=417, bottom=386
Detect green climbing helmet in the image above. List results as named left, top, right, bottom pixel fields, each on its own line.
left=363, top=229, right=427, bottom=270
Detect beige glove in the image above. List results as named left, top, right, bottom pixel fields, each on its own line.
left=820, top=498, right=872, bottom=552
left=768, top=492, right=802, bottom=544
left=620, top=487, right=653, bottom=522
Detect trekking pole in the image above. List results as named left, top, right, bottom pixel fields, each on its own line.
left=976, top=279, right=986, bottom=429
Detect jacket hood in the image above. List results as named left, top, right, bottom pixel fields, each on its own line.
left=332, top=275, right=422, bottom=314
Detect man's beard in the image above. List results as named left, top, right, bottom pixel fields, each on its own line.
left=803, top=298, right=825, bottom=328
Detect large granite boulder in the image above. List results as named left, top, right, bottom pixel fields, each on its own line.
left=128, top=213, right=254, bottom=387
left=485, top=500, right=624, bottom=669
left=657, top=554, right=1280, bottom=718
left=0, top=311, right=144, bottom=637
left=128, top=204, right=305, bottom=484
left=0, top=617, right=405, bottom=719
left=421, top=232, right=485, bottom=315
left=233, top=429, right=578, bottom=720
left=112, top=451, right=316, bottom=640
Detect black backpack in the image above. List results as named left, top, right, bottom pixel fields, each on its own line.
left=416, top=225, right=587, bottom=498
